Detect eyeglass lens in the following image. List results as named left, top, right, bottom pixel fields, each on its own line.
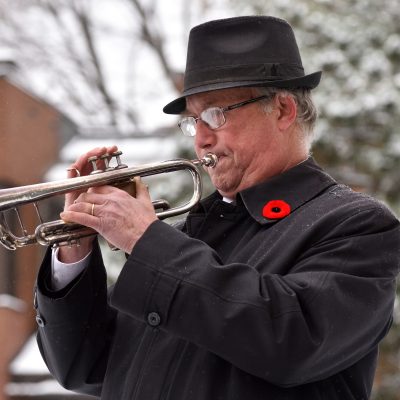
left=179, top=118, right=197, bottom=136
left=179, top=107, right=226, bottom=136
left=200, top=107, right=226, bottom=129
left=178, top=95, right=271, bottom=136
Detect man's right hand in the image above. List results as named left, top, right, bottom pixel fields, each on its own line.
left=58, top=145, right=118, bottom=263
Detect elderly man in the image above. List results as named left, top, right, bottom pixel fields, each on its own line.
left=35, top=16, right=400, bottom=400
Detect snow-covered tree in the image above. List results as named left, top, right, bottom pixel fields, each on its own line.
left=0, top=1, right=399, bottom=397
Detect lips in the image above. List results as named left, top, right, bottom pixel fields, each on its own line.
left=211, top=154, right=226, bottom=168
left=213, top=153, right=226, bottom=161
left=200, top=152, right=228, bottom=171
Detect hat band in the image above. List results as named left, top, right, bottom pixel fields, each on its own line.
left=183, top=63, right=305, bottom=91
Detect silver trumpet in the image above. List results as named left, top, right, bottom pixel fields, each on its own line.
left=0, top=152, right=218, bottom=250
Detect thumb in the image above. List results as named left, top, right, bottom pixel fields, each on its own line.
left=135, top=177, right=152, bottom=203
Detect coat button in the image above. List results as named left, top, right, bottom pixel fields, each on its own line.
left=147, top=312, right=161, bottom=327
left=35, top=315, right=45, bottom=327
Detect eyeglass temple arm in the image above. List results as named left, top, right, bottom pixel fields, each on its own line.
left=223, top=95, right=270, bottom=111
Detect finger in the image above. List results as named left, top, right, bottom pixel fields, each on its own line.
left=94, top=145, right=119, bottom=171
left=106, top=145, right=118, bottom=155
left=68, top=147, right=104, bottom=177
left=66, top=200, right=95, bottom=215
left=64, top=147, right=119, bottom=210
left=135, top=177, right=152, bottom=202
left=70, top=146, right=120, bottom=182
left=60, top=209, right=98, bottom=229
left=76, top=147, right=117, bottom=175
left=65, top=166, right=86, bottom=207
left=72, top=192, right=106, bottom=207
left=77, top=147, right=107, bottom=167
left=87, top=185, right=121, bottom=195
left=66, top=166, right=81, bottom=179
left=65, top=151, right=103, bottom=203
left=78, top=186, right=122, bottom=202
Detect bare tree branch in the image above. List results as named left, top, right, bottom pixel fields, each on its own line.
left=35, top=1, right=104, bottom=114
left=127, top=0, right=184, bottom=92
left=70, top=1, right=119, bottom=126
left=40, top=0, right=120, bottom=127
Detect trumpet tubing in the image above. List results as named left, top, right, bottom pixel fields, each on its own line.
left=0, top=152, right=218, bottom=250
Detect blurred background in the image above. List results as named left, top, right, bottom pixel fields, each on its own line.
left=0, top=0, right=399, bottom=399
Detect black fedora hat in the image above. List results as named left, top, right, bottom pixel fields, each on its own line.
left=163, top=16, right=322, bottom=114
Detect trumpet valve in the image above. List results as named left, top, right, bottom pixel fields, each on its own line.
left=88, top=155, right=103, bottom=175
left=100, top=153, right=114, bottom=171
left=112, top=151, right=128, bottom=169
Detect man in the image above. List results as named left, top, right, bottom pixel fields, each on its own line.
left=35, top=16, right=400, bottom=399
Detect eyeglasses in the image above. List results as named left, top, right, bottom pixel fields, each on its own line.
left=178, top=95, right=271, bottom=137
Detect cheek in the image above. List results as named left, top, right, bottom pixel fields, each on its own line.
left=235, top=131, right=282, bottom=172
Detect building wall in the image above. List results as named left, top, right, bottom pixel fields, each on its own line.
left=0, top=77, right=76, bottom=400
left=0, top=79, right=60, bottom=185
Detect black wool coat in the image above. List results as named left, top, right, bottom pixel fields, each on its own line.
left=35, top=158, right=400, bottom=399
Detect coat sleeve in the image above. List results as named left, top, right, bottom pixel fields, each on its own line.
left=110, top=199, right=400, bottom=387
left=35, top=241, right=115, bottom=396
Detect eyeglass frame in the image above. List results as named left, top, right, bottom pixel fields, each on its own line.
left=178, top=94, right=272, bottom=137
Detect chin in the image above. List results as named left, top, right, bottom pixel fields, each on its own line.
left=211, top=178, right=238, bottom=199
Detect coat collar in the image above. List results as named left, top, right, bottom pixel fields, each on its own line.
left=237, top=157, right=337, bottom=225
left=194, top=158, right=337, bottom=225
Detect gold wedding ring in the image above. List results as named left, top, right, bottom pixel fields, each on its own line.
left=91, top=203, right=95, bottom=216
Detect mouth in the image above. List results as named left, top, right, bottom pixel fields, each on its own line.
left=215, top=154, right=228, bottom=164
left=206, top=154, right=227, bottom=174
left=199, top=152, right=228, bottom=170
left=211, top=152, right=226, bottom=161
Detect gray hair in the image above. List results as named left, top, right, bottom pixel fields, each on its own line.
left=253, top=87, right=318, bottom=149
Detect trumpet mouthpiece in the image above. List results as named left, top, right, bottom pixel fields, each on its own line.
left=201, top=153, right=218, bottom=168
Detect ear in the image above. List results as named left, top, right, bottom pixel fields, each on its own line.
left=274, top=94, right=297, bottom=131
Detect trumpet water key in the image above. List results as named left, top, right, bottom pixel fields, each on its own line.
left=0, top=152, right=218, bottom=250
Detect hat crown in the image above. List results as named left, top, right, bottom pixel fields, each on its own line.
left=185, top=16, right=303, bottom=77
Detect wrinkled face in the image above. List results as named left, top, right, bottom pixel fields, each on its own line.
left=185, top=88, right=297, bottom=199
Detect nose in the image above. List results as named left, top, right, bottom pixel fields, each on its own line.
left=194, top=120, right=218, bottom=150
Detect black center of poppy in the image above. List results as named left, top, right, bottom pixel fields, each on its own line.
left=272, top=207, right=281, bottom=213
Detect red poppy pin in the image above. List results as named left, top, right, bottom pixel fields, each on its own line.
left=262, top=200, right=291, bottom=220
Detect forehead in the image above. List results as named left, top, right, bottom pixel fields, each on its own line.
left=185, top=87, right=255, bottom=113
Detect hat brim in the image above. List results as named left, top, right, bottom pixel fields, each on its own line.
left=163, top=71, right=322, bottom=115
